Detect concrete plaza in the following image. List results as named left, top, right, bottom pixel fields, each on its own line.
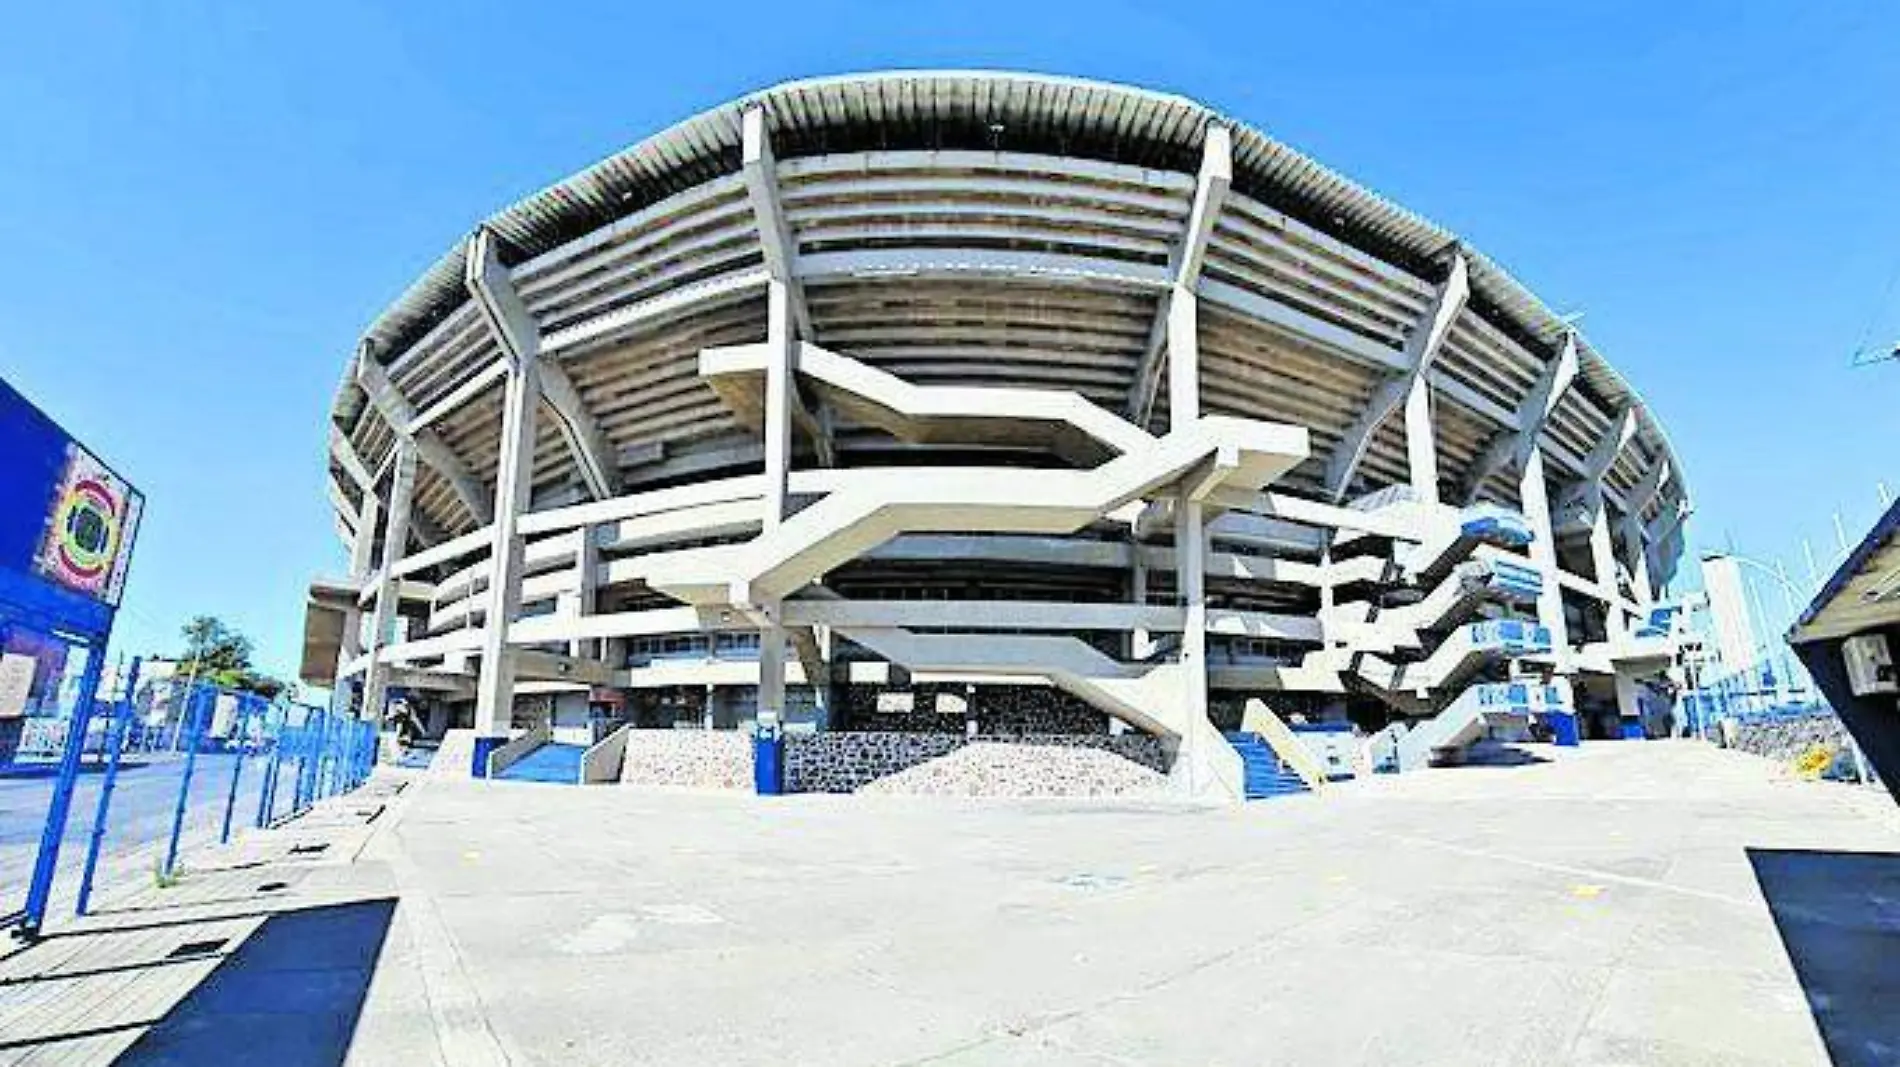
left=4, top=741, right=1898, bottom=1066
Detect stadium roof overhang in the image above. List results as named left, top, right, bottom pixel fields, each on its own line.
left=1792, top=498, right=1900, bottom=646
left=1788, top=497, right=1900, bottom=805
left=334, top=70, right=1685, bottom=505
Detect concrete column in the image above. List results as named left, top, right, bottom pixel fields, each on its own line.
left=1169, top=289, right=1210, bottom=788
left=569, top=525, right=599, bottom=661
left=1613, top=667, right=1644, bottom=739
left=1404, top=374, right=1438, bottom=505
left=331, top=492, right=380, bottom=715
left=1623, top=519, right=1653, bottom=606
left=360, top=439, right=416, bottom=724
left=1519, top=447, right=1571, bottom=668
left=472, top=359, right=541, bottom=753
left=1130, top=537, right=1154, bottom=660
left=1588, top=507, right=1624, bottom=636
left=1318, top=537, right=1339, bottom=650
left=1166, top=287, right=1198, bottom=421
left=1175, top=495, right=1209, bottom=709
left=756, top=279, right=796, bottom=722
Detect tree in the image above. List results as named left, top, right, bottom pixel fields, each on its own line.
left=177, top=616, right=286, bottom=699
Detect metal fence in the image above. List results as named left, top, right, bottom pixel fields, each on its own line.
left=4, top=660, right=378, bottom=929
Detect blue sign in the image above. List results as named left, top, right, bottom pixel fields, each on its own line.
left=0, top=377, right=142, bottom=638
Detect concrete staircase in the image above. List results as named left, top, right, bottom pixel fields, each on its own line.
left=1224, top=732, right=1311, bottom=800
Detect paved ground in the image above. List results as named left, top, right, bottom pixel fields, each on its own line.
left=0, top=751, right=275, bottom=918
left=3, top=740, right=1897, bottom=1066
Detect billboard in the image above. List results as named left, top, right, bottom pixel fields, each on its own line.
left=0, top=377, right=143, bottom=633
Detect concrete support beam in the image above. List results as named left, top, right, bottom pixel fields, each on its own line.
left=329, top=425, right=375, bottom=493
left=467, top=228, right=618, bottom=501
left=356, top=348, right=494, bottom=526
left=470, top=325, right=542, bottom=746
left=1613, top=667, right=1643, bottom=736
left=1554, top=405, right=1638, bottom=526
left=1520, top=446, right=1572, bottom=669
left=1402, top=370, right=1438, bottom=505
left=570, top=526, right=600, bottom=661
left=1460, top=334, right=1578, bottom=504
left=742, top=106, right=815, bottom=339
left=330, top=489, right=381, bottom=717
left=1325, top=252, right=1469, bottom=501
left=1129, top=530, right=1155, bottom=660
left=741, top=106, right=832, bottom=467
left=1619, top=462, right=1672, bottom=605
left=1590, top=505, right=1625, bottom=633
left=539, top=362, right=617, bottom=501
left=361, top=440, right=417, bottom=723
left=1128, top=126, right=1230, bottom=428
left=755, top=278, right=797, bottom=721
left=1168, top=262, right=1212, bottom=792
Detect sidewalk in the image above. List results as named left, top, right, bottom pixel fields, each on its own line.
left=0, top=774, right=410, bottom=1066
left=2, top=743, right=1897, bottom=1066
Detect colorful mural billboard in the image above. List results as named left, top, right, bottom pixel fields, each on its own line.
left=0, top=377, right=143, bottom=632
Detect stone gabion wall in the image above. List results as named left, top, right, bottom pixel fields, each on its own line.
left=785, top=732, right=1167, bottom=794
left=619, top=729, right=751, bottom=790
left=858, top=741, right=1169, bottom=798
left=839, top=683, right=1110, bottom=735
left=1726, top=712, right=1854, bottom=770
left=785, top=732, right=965, bottom=792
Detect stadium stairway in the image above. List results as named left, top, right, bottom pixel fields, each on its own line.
left=494, top=742, right=586, bottom=784
left=1224, top=732, right=1311, bottom=800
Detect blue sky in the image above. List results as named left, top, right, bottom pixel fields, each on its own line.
left=1, top=0, right=1895, bottom=678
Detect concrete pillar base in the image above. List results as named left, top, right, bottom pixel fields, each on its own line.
left=471, top=735, right=507, bottom=778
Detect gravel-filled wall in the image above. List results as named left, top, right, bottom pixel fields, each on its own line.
left=1724, top=712, right=1857, bottom=775
left=619, top=729, right=752, bottom=790
left=839, top=683, right=1112, bottom=735
left=785, top=732, right=1168, bottom=795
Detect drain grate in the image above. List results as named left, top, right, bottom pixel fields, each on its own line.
left=167, top=938, right=228, bottom=959
left=256, top=881, right=289, bottom=894
left=288, top=842, right=329, bottom=856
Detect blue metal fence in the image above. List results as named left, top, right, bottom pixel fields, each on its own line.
left=53, top=677, right=378, bottom=917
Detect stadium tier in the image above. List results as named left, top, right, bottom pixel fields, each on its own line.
left=304, top=72, right=1690, bottom=798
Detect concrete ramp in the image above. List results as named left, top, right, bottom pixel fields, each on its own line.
left=1395, top=681, right=1571, bottom=771
left=702, top=341, right=1153, bottom=464
left=646, top=415, right=1308, bottom=607
left=1349, top=619, right=1552, bottom=716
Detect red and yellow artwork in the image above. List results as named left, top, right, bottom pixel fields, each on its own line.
left=34, top=444, right=141, bottom=605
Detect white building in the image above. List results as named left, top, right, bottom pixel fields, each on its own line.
left=303, top=72, right=1689, bottom=799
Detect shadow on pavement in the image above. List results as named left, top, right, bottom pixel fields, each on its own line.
left=114, top=897, right=397, bottom=1067
left=1443, top=743, right=1551, bottom=769
left=1747, top=848, right=1900, bottom=1067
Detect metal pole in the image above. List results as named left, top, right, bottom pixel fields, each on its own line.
left=75, top=657, right=141, bottom=917
left=293, top=708, right=317, bottom=813
left=18, top=631, right=113, bottom=938
left=160, top=685, right=209, bottom=880
left=169, top=649, right=203, bottom=752
left=257, top=703, right=283, bottom=828
left=218, top=695, right=251, bottom=845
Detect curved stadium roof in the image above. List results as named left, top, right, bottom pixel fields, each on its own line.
left=331, top=70, right=1686, bottom=578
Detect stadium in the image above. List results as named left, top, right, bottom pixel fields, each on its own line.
left=304, top=71, right=1690, bottom=800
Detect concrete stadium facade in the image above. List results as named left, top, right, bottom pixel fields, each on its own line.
left=306, top=71, right=1690, bottom=800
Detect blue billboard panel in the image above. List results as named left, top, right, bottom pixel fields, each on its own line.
left=0, top=378, right=143, bottom=634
